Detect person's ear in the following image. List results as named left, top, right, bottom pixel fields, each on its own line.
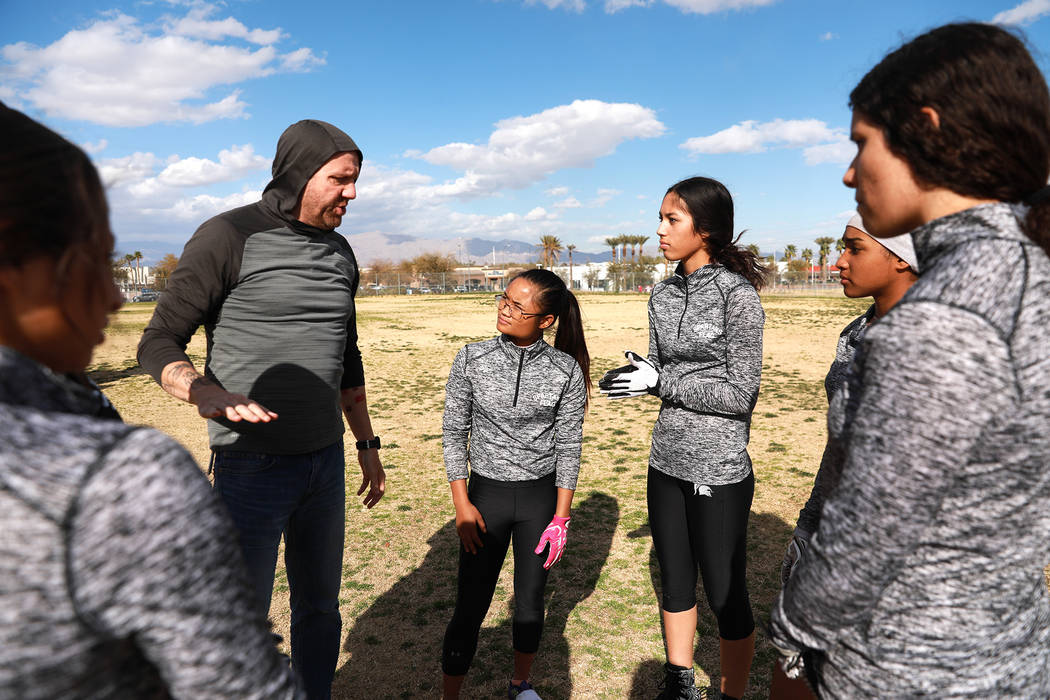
left=920, top=106, right=941, bottom=130
left=892, top=256, right=912, bottom=274
left=539, top=314, right=555, bottom=330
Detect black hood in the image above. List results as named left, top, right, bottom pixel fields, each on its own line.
left=260, top=119, right=362, bottom=225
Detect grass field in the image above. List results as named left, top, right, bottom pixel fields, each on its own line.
left=93, top=292, right=870, bottom=699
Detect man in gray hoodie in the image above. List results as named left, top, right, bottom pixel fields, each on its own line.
left=138, top=120, right=385, bottom=699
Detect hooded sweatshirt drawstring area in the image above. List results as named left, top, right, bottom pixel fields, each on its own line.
left=443, top=334, right=587, bottom=489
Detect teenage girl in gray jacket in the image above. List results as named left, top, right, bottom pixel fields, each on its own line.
left=0, top=104, right=301, bottom=699
left=770, top=23, right=1050, bottom=698
left=601, top=177, right=767, bottom=700
left=441, top=269, right=590, bottom=700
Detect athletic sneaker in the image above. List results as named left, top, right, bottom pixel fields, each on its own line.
left=703, top=689, right=739, bottom=700
left=508, top=679, right=542, bottom=699
left=655, top=663, right=700, bottom=700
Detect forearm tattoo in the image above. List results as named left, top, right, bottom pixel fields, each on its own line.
left=162, top=361, right=213, bottom=394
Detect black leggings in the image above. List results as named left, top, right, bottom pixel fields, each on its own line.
left=647, top=466, right=755, bottom=640
left=441, top=473, right=556, bottom=676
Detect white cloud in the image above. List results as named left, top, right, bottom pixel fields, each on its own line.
left=525, top=0, right=587, bottom=10
left=555, top=196, right=583, bottom=208
left=993, top=0, right=1050, bottom=25
left=412, top=99, right=665, bottom=197
left=591, top=188, right=621, bottom=206
left=164, top=6, right=284, bottom=45
left=2, top=5, right=324, bottom=127
left=525, top=206, right=556, bottom=221
left=545, top=186, right=570, bottom=196
left=803, top=137, right=854, bottom=166
left=819, top=31, right=837, bottom=41
left=681, top=118, right=850, bottom=164
left=99, top=152, right=163, bottom=188
left=141, top=190, right=263, bottom=221
left=540, top=0, right=777, bottom=13
left=99, top=144, right=269, bottom=204
left=157, top=145, right=269, bottom=187
left=660, top=0, right=778, bottom=13
left=682, top=118, right=838, bottom=154
left=82, top=139, right=108, bottom=154
left=280, top=47, right=325, bottom=72
left=604, top=0, right=654, bottom=11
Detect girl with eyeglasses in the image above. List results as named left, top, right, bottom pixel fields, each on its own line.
left=600, top=176, right=767, bottom=700
left=770, top=23, right=1050, bottom=697
left=440, top=268, right=590, bottom=700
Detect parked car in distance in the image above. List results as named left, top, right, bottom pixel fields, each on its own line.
left=454, top=286, right=468, bottom=293
left=132, top=291, right=160, bottom=302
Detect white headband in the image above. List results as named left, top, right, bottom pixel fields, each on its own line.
left=846, top=213, right=919, bottom=272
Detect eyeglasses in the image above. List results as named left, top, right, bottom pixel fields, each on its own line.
left=494, top=293, right=545, bottom=320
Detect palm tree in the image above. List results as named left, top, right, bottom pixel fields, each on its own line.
left=566, top=244, right=576, bottom=288
left=123, top=253, right=135, bottom=286
left=783, top=244, right=797, bottom=262
left=537, top=234, right=563, bottom=268
left=814, top=236, right=836, bottom=282
left=836, top=238, right=847, bottom=254
left=801, top=247, right=815, bottom=284
left=605, top=236, right=619, bottom=262
left=745, top=243, right=760, bottom=257
left=133, top=251, right=144, bottom=287
left=619, top=235, right=628, bottom=263
left=638, top=235, right=649, bottom=258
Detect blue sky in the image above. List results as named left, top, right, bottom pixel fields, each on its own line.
left=3, top=0, right=1049, bottom=265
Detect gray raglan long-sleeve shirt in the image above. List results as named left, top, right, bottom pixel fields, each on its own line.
left=647, top=263, right=764, bottom=485
left=771, top=203, right=1050, bottom=697
left=443, top=335, right=587, bottom=490
left=0, top=348, right=302, bottom=699
left=795, top=305, right=874, bottom=535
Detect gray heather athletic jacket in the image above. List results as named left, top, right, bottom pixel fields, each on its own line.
left=138, top=120, right=364, bottom=455
left=771, top=203, right=1050, bottom=697
left=443, top=335, right=587, bottom=489
left=795, top=305, right=874, bottom=535
left=0, top=348, right=302, bottom=698
left=647, top=263, right=764, bottom=486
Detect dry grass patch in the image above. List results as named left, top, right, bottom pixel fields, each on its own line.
left=95, top=293, right=869, bottom=698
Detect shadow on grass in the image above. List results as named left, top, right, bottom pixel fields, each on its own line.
left=627, top=510, right=794, bottom=699
left=88, top=362, right=150, bottom=386
left=335, top=491, right=619, bottom=699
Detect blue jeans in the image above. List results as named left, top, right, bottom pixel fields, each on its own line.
left=213, top=440, right=345, bottom=700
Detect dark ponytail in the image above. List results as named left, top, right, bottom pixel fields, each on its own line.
left=511, top=269, right=592, bottom=402
left=666, top=177, right=768, bottom=290
left=849, top=23, right=1050, bottom=256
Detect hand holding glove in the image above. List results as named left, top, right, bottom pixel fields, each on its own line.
left=598, top=351, right=660, bottom=399
left=534, top=515, right=570, bottom=569
left=780, top=529, right=811, bottom=587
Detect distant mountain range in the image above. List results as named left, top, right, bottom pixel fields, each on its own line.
left=343, top=231, right=612, bottom=265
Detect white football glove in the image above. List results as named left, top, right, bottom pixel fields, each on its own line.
left=598, top=351, right=660, bottom=399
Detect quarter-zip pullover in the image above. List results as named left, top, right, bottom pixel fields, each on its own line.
left=772, top=203, right=1050, bottom=697
left=0, top=348, right=301, bottom=698
left=647, top=263, right=764, bottom=485
left=795, top=305, right=875, bottom=536
left=443, top=335, right=586, bottom=489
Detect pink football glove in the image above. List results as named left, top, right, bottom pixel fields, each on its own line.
left=534, top=515, right=571, bottom=570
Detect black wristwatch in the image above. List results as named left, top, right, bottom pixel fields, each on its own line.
left=355, top=436, right=381, bottom=451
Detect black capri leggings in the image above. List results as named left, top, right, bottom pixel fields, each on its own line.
left=647, top=466, right=755, bottom=641
left=441, top=472, right=556, bottom=676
